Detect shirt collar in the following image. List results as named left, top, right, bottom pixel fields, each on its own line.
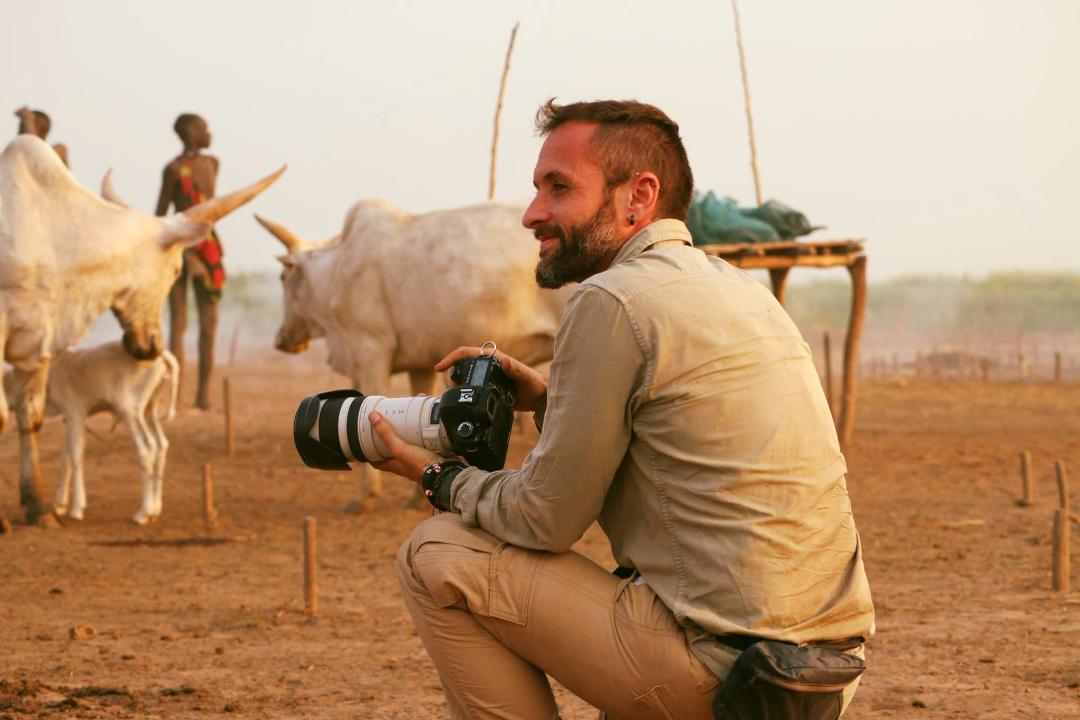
left=608, top=218, right=693, bottom=269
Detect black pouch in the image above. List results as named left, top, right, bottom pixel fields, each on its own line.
left=712, top=639, right=865, bottom=720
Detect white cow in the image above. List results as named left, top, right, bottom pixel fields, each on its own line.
left=256, top=200, right=570, bottom=511
left=0, top=135, right=283, bottom=526
left=4, top=341, right=179, bottom=524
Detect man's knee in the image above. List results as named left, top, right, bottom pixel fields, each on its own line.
left=396, top=514, right=523, bottom=617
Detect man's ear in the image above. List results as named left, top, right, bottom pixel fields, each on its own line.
left=158, top=215, right=212, bottom=249
left=628, top=171, right=662, bottom=221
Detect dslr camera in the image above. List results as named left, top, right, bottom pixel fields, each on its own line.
left=293, top=345, right=516, bottom=472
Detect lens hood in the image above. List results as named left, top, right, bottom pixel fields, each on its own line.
left=293, top=389, right=365, bottom=470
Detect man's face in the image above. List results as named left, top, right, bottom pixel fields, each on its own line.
left=191, top=117, right=212, bottom=149
left=523, top=122, right=620, bottom=289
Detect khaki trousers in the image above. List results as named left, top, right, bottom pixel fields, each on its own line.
left=396, top=513, right=725, bottom=719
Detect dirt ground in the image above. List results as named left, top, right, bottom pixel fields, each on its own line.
left=2, top=348, right=1078, bottom=719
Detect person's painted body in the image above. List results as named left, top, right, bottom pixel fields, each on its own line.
left=155, top=114, right=223, bottom=410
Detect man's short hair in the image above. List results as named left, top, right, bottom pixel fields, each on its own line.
left=535, top=99, right=694, bottom=221
left=173, top=113, right=202, bottom=140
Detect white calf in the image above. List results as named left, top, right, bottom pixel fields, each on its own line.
left=5, top=341, right=179, bottom=524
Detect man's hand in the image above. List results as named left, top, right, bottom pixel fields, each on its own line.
left=185, top=253, right=212, bottom=281
left=369, top=411, right=442, bottom=483
left=435, top=346, right=548, bottom=413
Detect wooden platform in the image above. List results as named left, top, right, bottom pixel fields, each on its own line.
left=699, top=238, right=864, bottom=269
left=698, top=238, right=868, bottom=449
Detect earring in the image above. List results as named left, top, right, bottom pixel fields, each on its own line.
left=628, top=213, right=636, bottom=226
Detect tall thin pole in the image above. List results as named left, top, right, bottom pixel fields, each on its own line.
left=489, top=22, right=520, bottom=201
left=730, top=0, right=763, bottom=206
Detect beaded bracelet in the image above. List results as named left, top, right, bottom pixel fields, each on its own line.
left=421, top=460, right=467, bottom=512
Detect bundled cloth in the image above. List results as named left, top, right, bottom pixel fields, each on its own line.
left=687, top=191, right=823, bottom=246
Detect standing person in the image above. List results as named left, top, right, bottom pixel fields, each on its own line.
left=14, top=106, right=69, bottom=166
left=367, top=99, right=874, bottom=718
left=155, top=113, right=224, bottom=409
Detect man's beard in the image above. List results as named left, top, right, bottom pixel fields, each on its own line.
left=534, top=197, right=617, bottom=289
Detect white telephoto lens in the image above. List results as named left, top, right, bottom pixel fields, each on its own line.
left=355, top=395, right=450, bottom=462
left=306, top=394, right=451, bottom=463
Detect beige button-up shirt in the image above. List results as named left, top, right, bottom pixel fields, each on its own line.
left=450, top=219, right=874, bottom=677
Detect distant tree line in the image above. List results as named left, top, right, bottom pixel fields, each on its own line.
left=785, top=272, right=1080, bottom=335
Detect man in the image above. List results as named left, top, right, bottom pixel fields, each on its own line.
left=371, top=100, right=874, bottom=719
left=156, top=113, right=224, bottom=409
left=14, top=106, right=69, bottom=166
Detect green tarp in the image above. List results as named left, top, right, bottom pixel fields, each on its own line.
left=687, top=192, right=822, bottom=246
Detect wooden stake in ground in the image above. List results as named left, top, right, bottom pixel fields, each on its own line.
left=1018, top=451, right=1034, bottom=507
left=730, top=0, right=763, bottom=206
left=1051, top=509, right=1070, bottom=592
left=1055, top=460, right=1069, bottom=511
left=223, top=377, right=235, bottom=456
left=488, top=22, right=519, bottom=201
left=304, top=516, right=318, bottom=617
left=823, top=331, right=834, bottom=418
left=202, top=463, right=218, bottom=530
left=1054, top=352, right=1062, bottom=383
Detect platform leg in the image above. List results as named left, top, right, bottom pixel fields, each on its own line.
left=838, top=255, right=867, bottom=450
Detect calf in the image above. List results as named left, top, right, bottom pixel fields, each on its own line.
left=5, top=341, right=179, bottom=524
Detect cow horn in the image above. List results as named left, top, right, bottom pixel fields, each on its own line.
left=254, top=213, right=312, bottom=253
left=100, top=169, right=130, bottom=208
left=183, top=165, right=287, bottom=225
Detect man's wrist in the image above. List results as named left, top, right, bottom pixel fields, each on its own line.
left=421, top=461, right=467, bottom=512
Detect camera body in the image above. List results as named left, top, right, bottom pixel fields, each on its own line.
left=439, top=353, right=516, bottom=470
left=293, top=352, right=516, bottom=473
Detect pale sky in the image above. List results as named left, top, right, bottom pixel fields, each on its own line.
left=3, top=0, right=1077, bottom=281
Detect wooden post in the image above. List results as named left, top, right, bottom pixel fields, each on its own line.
left=1018, top=451, right=1034, bottom=507
left=1055, top=460, right=1069, bottom=511
left=837, top=255, right=867, bottom=449
left=223, top=377, right=235, bottom=456
left=980, top=358, right=990, bottom=383
left=823, top=331, right=834, bottom=418
left=1052, top=509, right=1070, bottom=592
left=1054, top=352, right=1062, bottom=382
left=304, top=516, right=318, bottom=617
left=768, top=267, right=790, bottom=306
left=488, top=22, right=519, bottom=201
left=0, top=515, right=12, bottom=535
left=202, top=463, right=218, bottom=529
left=730, top=0, right=764, bottom=206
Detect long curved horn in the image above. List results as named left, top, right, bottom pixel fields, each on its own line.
left=254, top=213, right=312, bottom=253
left=100, top=169, right=130, bottom=208
left=183, top=165, right=287, bottom=225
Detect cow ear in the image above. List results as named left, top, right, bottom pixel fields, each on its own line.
left=276, top=254, right=297, bottom=267
left=159, top=216, right=212, bottom=249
